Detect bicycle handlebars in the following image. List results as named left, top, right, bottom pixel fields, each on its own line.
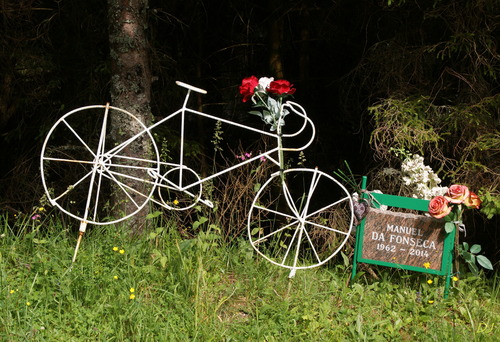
left=280, top=101, right=316, bottom=152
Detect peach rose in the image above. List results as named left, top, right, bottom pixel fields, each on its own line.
left=428, top=196, right=452, bottom=219
left=445, top=184, right=470, bottom=204
left=464, top=192, right=481, bottom=209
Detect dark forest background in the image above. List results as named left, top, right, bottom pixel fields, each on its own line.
left=0, top=0, right=498, bottom=264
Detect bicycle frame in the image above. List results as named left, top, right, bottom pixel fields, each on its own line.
left=104, top=81, right=317, bottom=209
left=40, top=81, right=354, bottom=269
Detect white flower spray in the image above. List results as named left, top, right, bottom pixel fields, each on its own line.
left=401, top=154, right=447, bottom=199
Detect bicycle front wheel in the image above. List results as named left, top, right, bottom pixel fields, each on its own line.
left=40, top=104, right=160, bottom=225
left=248, top=168, right=354, bottom=271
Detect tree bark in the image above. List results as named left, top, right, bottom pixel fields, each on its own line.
left=107, top=0, right=152, bottom=234
left=268, top=0, right=284, bottom=78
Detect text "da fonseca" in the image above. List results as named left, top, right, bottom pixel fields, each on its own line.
left=371, top=224, right=437, bottom=250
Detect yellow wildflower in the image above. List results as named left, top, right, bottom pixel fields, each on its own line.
left=427, top=279, right=433, bottom=284
left=129, top=288, right=135, bottom=293
left=9, top=290, right=15, bottom=294
left=112, top=246, right=119, bottom=252
left=113, top=275, right=118, bottom=280
left=119, top=249, right=125, bottom=254
left=26, top=302, right=31, bottom=306
left=173, top=199, right=179, bottom=205
left=129, top=294, right=135, bottom=300
left=452, top=276, right=459, bottom=282
left=423, top=262, right=431, bottom=269
left=428, top=300, right=434, bottom=304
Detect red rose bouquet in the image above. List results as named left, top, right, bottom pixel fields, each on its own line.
left=239, top=76, right=296, bottom=131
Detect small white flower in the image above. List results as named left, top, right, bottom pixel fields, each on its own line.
left=257, top=77, right=274, bottom=92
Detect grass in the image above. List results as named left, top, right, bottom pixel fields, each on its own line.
left=0, top=213, right=498, bottom=341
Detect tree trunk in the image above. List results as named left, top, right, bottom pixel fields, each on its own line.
left=268, top=0, right=284, bottom=78
left=107, top=0, right=152, bottom=234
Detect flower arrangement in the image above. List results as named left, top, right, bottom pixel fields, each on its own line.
left=429, top=185, right=493, bottom=272
left=401, top=154, right=447, bottom=200
left=239, top=76, right=296, bottom=131
left=428, top=184, right=481, bottom=233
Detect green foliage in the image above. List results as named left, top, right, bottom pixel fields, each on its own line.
left=459, top=242, right=494, bottom=275
left=368, top=97, right=442, bottom=158
left=0, top=215, right=498, bottom=340
left=361, top=1, right=500, bottom=238
left=478, top=190, right=500, bottom=219
left=368, top=94, right=499, bottom=217
left=210, top=120, right=224, bottom=153
left=333, top=160, right=362, bottom=196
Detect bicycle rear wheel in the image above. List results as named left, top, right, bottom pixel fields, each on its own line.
left=40, top=104, right=159, bottom=225
left=248, top=168, right=354, bottom=272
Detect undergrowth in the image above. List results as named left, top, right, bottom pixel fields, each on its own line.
left=0, top=215, right=498, bottom=341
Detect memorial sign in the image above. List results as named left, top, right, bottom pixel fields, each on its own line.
left=361, top=208, right=445, bottom=270
left=351, top=177, right=456, bottom=298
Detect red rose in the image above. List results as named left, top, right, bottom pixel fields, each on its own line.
left=464, top=192, right=481, bottom=209
left=267, top=79, right=296, bottom=95
left=239, top=76, right=259, bottom=102
left=428, top=196, right=452, bottom=219
left=445, top=184, right=470, bottom=204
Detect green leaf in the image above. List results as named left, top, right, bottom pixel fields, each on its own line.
left=468, top=261, right=479, bottom=275
left=279, top=240, right=288, bottom=249
left=146, top=210, right=162, bottom=219
left=462, top=242, right=469, bottom=252
left=476, top=255, right=494, bottom=270
left=462, top=251, right=473, bottom=263
left=469, top=244, right=481, bottom=254
left=192, top=216, right=208, bottom=230
left=341, top=251, right=350, bottom=267
left=253, top=183, right=261, bottom=193
left=208, top=224, right=221, bottom=233
left=251, top=227, right=262, bottom=236
left=160, top=256, right=168, bottom=268
left=444, top=221, right=455, bottom=233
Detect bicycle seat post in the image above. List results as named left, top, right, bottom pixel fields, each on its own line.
left=175, top=81, right=207, bottom=188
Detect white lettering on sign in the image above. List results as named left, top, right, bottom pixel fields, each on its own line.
left=386, top=224, right=424, bottom=236
left=371, top=232, right=385, bottom=241
left=388, top=234, right=436, bottom=250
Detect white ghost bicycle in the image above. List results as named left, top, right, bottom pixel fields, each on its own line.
left=40, top=81, right=354, bottom=276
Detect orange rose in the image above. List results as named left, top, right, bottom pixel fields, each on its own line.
left=464, top=192, right=481, bottom=209
left=445, top=184, right=470, bottom=204
left=428, top=196, right=452, bottom=219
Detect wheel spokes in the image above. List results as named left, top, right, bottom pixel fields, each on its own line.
left=41, top=104, right=160, bottom=225
left=281, top=169, right=321, bottom=270
left=52, top=169, right=93, bottom=202
left=248, top=168, right=354, bottom=271
left=80, top=105, right=110, bottom=222
left=61, top=118, right=97, bottom=159
left=252, top=218, right=300, bottom=245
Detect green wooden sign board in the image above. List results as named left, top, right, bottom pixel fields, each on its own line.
left=351, top=176, right=456, bottom=298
